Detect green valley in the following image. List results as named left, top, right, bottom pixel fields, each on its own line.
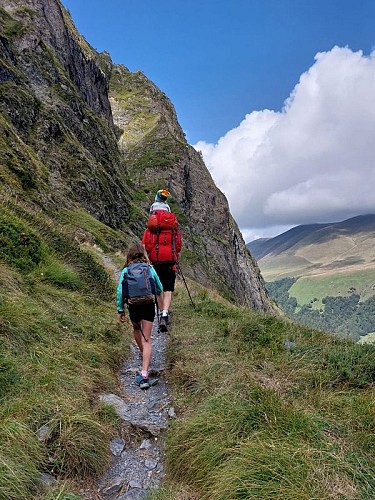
left=248, top=215, right=375, bottom=340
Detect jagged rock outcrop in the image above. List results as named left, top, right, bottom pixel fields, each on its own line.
left=0, top=0, right=274, bottom=312
left=0, top=0, right=131, bottom=228
left=109, top=67, right=273, bottom=310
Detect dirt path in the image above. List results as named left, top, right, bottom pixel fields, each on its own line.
left=81, top=256, right=174, bottom=499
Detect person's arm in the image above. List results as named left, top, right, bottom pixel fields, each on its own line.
left=150, top=266, right=163, bottom=295
left=117, top=268, right=126, bottom=310
left=117, top=268, right=127, bottom=323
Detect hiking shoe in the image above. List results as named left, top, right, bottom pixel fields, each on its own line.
left=135, top=373, right=143, bottom=385
left=159, top=315, right=168, bottom=333
left=139, top=378, right=150, bottom=390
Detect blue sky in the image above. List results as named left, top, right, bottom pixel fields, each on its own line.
left=62, top=1, right=375, bottom=240
left=62, top=0, right=375, bottom=144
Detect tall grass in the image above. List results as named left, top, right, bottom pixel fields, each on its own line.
left=164, top=279, right=375, bottom=499
left=0, top=205, right=129, bottom=498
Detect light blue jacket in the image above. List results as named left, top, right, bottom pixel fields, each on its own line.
left=117, top=265, right=163, bottom=312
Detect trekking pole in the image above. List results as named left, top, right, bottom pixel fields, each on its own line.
left=126, top=306, right=148, bottom=342
left=176, top=262, right=196, bottom=310
left=135, top=320, right=148, bottom=342
left=155, top=299, right=161, bottom=333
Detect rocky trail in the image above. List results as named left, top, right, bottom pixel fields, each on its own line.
left=79, top=256, right=175, bottom=499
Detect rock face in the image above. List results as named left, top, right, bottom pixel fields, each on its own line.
left=109, top=67, right=272, bottom=310
left=0, top=0, right=274, bottom=312
left=0, top=0, right=131, bottom=228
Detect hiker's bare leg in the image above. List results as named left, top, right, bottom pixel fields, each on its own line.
left=140, top=319, right=153, bottom=373
left=163, top=291, right=172, bottom=311
left=157, top=293, right=163, bottom=311
left=132, top=324, right=143, bottom=354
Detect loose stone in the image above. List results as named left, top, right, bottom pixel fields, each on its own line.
left=110, top=437, right=126, bottom=456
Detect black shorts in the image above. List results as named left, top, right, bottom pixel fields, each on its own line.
left=153, top=263, right=176, bottom=292
left=128, top=302, right=155, bottom=323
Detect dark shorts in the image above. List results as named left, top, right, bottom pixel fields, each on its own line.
left=153, top=263, right=176, bottom=292
left=128, top=302, right=155, bottom=323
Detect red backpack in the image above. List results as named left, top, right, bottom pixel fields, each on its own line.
left=142, top=210, right=182, bottom=264
left=147, top=210, right=178, bottom=232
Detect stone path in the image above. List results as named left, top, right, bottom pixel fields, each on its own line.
left=82, top=256, right=174, bottom=499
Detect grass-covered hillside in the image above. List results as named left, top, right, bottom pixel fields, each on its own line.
left=1, top=197, right=375, bottom=499
left=153, top=283, right=375, bottom=499
left=248, top=215, right=375, bottom=340
left=0, top=199, right=133, bottom=499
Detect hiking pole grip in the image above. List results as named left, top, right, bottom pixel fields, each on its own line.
left=176, top=262, right=196, bottom=310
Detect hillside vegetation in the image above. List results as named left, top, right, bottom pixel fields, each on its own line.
left=1, top=198, right=375, bottom=499
left=248, top=215, right=375, bottom=340
left=151, top=281, right=375, bottom=499
left=0, top=199, right=132, bottom=499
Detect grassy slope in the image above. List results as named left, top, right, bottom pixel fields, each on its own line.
left=289, top=268, right=375, bottom=309
left=258, top=228, right=375, bottom=309
left=2, top=199, right=375, bottom=499
left=150, top=283, right=375, bottom=500
left=0, top=201, right=131, bottom=500
left=260, top=231, right=374, bottom=281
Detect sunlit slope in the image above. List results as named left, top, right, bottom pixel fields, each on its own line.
left=248, top=214, right=375, bottom=283
left=247, top=214, right=375, bottom=310
left=289, top=268, right=375, bottom=307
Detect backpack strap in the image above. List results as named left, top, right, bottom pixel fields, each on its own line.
left=155, top=227, right=160, bottom=263
left=172, top=228, right=177, bottom=263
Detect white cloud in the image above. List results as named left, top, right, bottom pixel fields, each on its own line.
left=194, top=46, right=375, bottom=241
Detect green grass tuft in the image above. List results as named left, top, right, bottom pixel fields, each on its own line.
left=37, top=257, right=82, bottom=290
left=0, top=204, right=128, bottom=497
left=0, top=211, right=44, bottom=272
left=0, top=420, right=42, bottom=500
left=164, top=281, right=375, bottom=498
left=47, top=412, right=110, bottom=477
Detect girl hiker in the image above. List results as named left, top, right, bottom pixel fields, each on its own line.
left=117, top=242, right=163, bottom=389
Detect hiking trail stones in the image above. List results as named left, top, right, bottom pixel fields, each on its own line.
left=95, top=321, right=171, bottom=499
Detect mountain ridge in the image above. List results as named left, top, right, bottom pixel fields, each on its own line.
left=0, top=0, right=274, bottom=312
left=248, top=214, right=375, bottom=266
left=248, top=214, right=375, bottom=339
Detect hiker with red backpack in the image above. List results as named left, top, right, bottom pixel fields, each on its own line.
left=117, top=242, right=163, bottom=390
left=142, top=189, right=182, bottom=332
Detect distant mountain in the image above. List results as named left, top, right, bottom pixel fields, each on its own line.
left=247, top=215, right=375, bottom=340
left=247, top=214, right=375, bottom=281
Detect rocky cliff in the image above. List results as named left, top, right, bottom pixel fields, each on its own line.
left=0, top=0, right=274, bottom=312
